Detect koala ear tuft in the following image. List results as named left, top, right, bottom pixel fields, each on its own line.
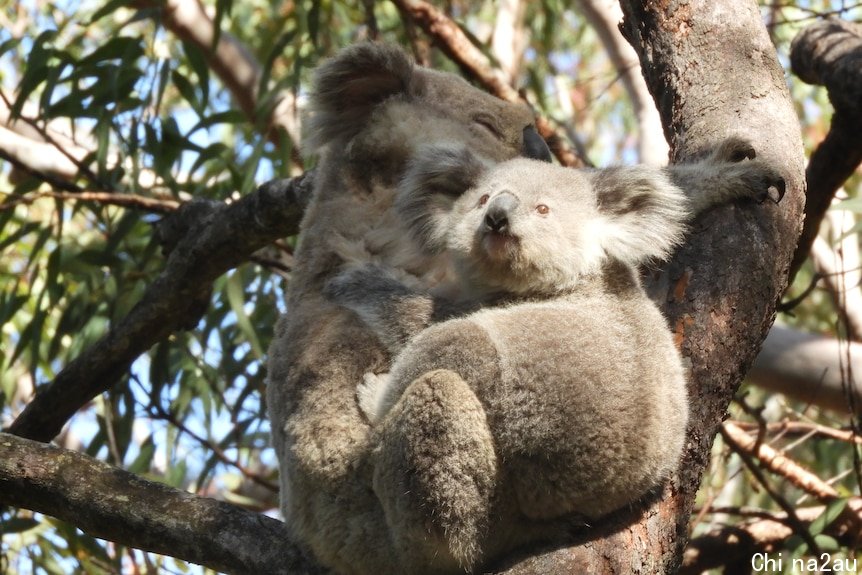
left=590, top=167, right=690, bottom=265
left=305, top=43, right=415, bottom=150
left=397, top=146, right=486, bottom=253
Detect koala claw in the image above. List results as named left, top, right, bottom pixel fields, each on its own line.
left=755, top=172, right=786, bottom=205
left=768, top=177, right=786, bottom=204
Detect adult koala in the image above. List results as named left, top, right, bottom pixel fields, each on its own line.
left=266, top=42, right=551, bottom=574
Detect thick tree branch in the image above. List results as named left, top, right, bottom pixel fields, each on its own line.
left=390, top=0, right=586, bottom=168
left=810, top=198, right=862, bottom=342
left=0, top=125, right=83, bottom=181
left=750, top=324, right=862, bottom=414
left=0, top=95, right=179, bottom=191
left=6, top=174, right=313, bottom=442
left=0, top=433, right=321, bottom=575
left=789, top=18, right=862, bottom=280
left=490, top=0, right=527, bottom=84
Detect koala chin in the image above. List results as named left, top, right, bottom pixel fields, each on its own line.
left=325, top=139, right=784, bottom=572
left=265, top=42, right=552, bottom=575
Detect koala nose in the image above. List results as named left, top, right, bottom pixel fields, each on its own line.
left=522, top=126, right=552, bottom=162
left=484, top=192, right=519, bottom=233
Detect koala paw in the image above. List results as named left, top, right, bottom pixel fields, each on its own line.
left=743, top=163, right=786, bottom=205
left=357, top=371, right=391, bottom=424
left=710, top=138, right=786, bottom=205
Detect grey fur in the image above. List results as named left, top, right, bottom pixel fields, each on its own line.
left=266, top=42, right=552, bottom=575
left=325, top=140, right=784, bottom=570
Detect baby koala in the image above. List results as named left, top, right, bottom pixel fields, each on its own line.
left=326, top=138, right=784, bottom=572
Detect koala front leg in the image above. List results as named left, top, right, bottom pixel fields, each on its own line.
left=374, top=369, right=497, bottom=572
left=669, top=137, right=786, bottom=215
left=323, top=263, right=436, bottom=354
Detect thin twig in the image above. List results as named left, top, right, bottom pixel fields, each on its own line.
left=0, top=190, right=181, bottom=214
left=150, top=403, right=278, bottom=493
left=732, top=420, right=862, bottom=447
left=720, top=422, right=823, bottom=554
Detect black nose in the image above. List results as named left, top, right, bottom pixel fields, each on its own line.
left=485, top=209, right=509, bottom=232
left=522, top=126, right=552, bottom=162
left=484, top=192, right=519, bottom=233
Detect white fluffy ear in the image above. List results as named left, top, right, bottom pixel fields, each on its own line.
left=590, top=166, right=690, bottom=265
left=396, top=145, right=487, bottom=254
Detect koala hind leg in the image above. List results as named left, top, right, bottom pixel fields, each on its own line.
left=373, top=369, right=497, bottom=571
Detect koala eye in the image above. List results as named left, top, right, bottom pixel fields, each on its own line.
left=473, top=114, right=503, bottom=139
left=536, top=204, right=550, bottom=215
left=478, top=193, right=490, bottom=207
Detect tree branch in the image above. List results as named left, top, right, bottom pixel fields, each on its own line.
left=390, top=0, right=586, bottom=168
left=750, top=324, right=862, bottom=414
left=6, top=174, right=313, bottom=442
left=731, top=419, right=862, bottom=446
left=788, top=18, right=862, bottom=280
left=490, top=0, right=527, bottom=84
left=682, top=498, right=862, bottom=574
left=682, top=423, right=862, bottom=573
left=722, top=421, right=840, bottom=501
left=0, top=433, right=321, bottom=575
left=0, top=189, right=180, bottom=214
left=810, top=196, right=862, bottom=342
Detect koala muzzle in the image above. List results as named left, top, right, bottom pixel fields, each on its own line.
left=484, top=192, right=520, bottom=233
left=522, top=126, right=552, bottom=163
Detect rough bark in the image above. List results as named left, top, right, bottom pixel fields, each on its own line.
left=788, top=18, right=862, bottom=280
left=6, top=174, right=312, bottom=442
left=491, top=1, right=805, bottom=572
left=0, top=433, right=323, bottom=575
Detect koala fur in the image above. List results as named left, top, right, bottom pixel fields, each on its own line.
left=325, top=138, right=785, bottom=571
left=265, top=42, right=551, bottom=574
